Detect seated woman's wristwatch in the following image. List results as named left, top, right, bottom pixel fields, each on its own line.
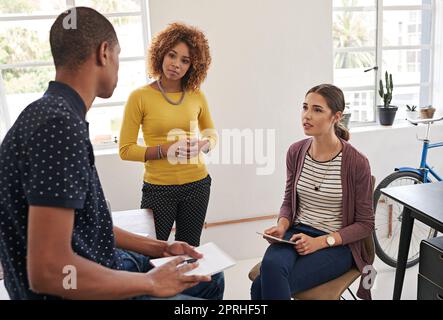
left=326, top=235, right=336, bottom=247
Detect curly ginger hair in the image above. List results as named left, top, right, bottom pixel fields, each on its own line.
left=147, top=22, right=211, bottom=92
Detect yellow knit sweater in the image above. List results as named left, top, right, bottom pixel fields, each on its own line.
left=119, top=85, right=217, bottom=185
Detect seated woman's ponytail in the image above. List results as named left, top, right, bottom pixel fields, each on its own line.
left=335, top=121, right=350, bottom=141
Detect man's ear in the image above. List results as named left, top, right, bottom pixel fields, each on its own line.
left=96, top=41, right=109, bottom=67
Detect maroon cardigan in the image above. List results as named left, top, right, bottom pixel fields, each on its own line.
left=278, top=138, right=375, bottom=300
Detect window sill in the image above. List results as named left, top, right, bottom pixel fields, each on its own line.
left=349, top=118, right=443, bottom=134
left=349, top=119, right=413, bottom=133
left=93, top=137, right=144, bottom=157
left=91, top=119, right=443, bottom=156
left=93, top=143, right=119, bottom=156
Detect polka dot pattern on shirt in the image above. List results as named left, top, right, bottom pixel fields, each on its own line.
left=0, top=81, right=123, bottom=300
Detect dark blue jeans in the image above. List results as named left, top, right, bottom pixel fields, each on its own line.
left=251, top=223, right=353, bottom=300
left=117, top=249, right=224, bottom=300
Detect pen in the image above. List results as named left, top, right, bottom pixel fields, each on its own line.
left=177, top=258, right=198, bottom=268
left=182, top=258, right=198, bottom=264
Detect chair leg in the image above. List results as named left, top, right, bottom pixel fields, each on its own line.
left=347, top=288, right=357, bottom=300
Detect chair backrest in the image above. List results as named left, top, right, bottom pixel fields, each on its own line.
left=365, top=175, right=376, bottom=263
left=363, top=233, right=376, bottom=264
left=371, top=175, right=376, bottom=194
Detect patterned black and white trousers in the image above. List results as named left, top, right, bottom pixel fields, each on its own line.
left=141, top=175, right=211, bottom=247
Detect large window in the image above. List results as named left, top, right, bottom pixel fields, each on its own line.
left=333, top=0, right=434, bottom=124
left=0, top=0, right=150, bottom=144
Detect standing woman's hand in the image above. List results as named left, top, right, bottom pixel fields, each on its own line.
left=198, top=139, right=211, bottom=154
left=167, top=138, right=199, bottom=161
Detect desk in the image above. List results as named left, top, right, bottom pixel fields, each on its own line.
left=381, top=182, right=443, bottom=300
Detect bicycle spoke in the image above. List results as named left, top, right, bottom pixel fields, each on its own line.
left=415, top=226, right=430, bottom=240
left=374, top=172, right=425, bottom=267
left=389, top=224, right=401, bottom=258
left=409, top=233, right=420, bottom=260
left=384, top=224, right=400, bottom=259
left=375, top=222, right=394, bottom=228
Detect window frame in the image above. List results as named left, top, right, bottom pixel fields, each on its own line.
left=0, top=0, right=152, bottom=142
left=333, top=0, right=435, bottom=125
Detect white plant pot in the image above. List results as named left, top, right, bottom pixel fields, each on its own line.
left=406, top=110, right=420, bottom=120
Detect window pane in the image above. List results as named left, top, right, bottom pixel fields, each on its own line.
left=392, top=85, right=430, bottom=109
left=75, top=0, right=141, bottom=13
left=390, top=86, right=420, bottom=119
left=344, top=90, right=375, bottom=122
left=87, top=105, right=124, bottom=144
left=333, top=10, right=376, bottom=48
left=383, top=0, right=431, bottom=6
left=0, top=99, right=8, bottom=140
left=94, top=59, right=147, bottom=106
left=0, top=17, right=145, bottom=66
left=109, top=16, right=145, bottom=58
left=0, top=0, right=67, bottom=16
left=382, top=49, right=431, bottom=84
left=333, top=0, right=376, bottom=8
left=0, top=20, right=53, bottom=64
left=383, top=10, right=433, bottom=46
left=391, top=86, right=418, bottom=106
left=334, top=51, right=376, bottom=87
left=2, top=65, right=55, bottom=124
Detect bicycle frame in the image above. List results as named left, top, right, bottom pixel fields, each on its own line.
left=374, top=118, right=443, bottom=268
left=395, top=122, right=443, bottom=182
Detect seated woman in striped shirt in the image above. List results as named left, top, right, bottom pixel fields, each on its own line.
left=252, top=84, right=374, bottom=300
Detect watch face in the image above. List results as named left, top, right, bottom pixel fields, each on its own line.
left=327, top=236, right=335, bottom=246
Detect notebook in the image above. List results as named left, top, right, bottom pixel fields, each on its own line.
left=150, top=242, right=236, bottom=276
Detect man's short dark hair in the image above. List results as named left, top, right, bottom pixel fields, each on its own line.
left=50, top=7, right=118, bottom=69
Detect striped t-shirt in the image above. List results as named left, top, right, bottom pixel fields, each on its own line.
left=295, top=151, right=343, bottom=233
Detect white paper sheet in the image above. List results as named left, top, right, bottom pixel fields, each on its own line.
left=150, top=242, right=236, bottom=276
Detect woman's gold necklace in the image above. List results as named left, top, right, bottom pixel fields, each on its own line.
left=157, top=79, right=185, bottom=105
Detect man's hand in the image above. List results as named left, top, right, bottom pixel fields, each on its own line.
left=290, top=233, right=323, bottom=255
left=145, top=257, right=211, bottom=298
left=163, top=241, right=203, bottom=260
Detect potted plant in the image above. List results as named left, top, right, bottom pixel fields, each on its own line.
left=406, top=105, right=419, bottom=120
left=340, top=102, right=352, bottom=129
left=377, top=71, right=398, bottom=125
left=419, top=105, right=436, bottom=119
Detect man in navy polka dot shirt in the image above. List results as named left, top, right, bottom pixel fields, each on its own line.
left=0, top=7, right=224, bottom=300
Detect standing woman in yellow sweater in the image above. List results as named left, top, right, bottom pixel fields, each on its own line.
left=119, top=23, right=217, bottom=246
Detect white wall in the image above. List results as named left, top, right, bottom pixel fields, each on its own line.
left=351, top=124, right=443, bottom=184
left=97, top=0, right=333, bottom=218
left=95, top=0, right=443, bottom=260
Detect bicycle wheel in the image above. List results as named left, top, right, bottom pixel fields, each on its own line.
left=373, top=171, right=437, bottom=268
